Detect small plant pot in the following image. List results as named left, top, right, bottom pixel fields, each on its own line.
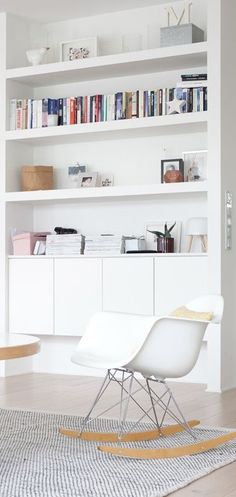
left=156, top=237, right=174, bottom=253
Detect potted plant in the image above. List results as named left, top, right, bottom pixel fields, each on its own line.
left=148, top=222, right=176, bottom=253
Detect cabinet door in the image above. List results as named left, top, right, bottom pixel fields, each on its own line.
left=55, top=258, right=102, bottom=336
left=103, top=257, right=154, bottom=315
left=155, top=256, right=209, bottom=315
left=9, top=258, right=53, bottom=334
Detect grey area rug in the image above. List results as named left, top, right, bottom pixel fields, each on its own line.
left=0, top=409, right=236, bottom=497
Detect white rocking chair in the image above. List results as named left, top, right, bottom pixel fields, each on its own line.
left=60, top=295, right=236, bottom=459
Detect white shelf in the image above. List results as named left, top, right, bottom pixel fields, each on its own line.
left=8, top=253, right=208, bottom=259
left=6, top=42, right=208, bottom=87
left=5, top=113, right=208, bottom=145
left=5, top=181, right=208, bottom=203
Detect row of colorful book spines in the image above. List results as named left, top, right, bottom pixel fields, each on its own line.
left=10, top=87, right=208, bottom=130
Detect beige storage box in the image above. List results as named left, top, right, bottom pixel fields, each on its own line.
left=21, top=165, right=53, bottom=191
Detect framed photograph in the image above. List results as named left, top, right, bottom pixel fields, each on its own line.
left=146, top=221, right=182, bottom=252
left=60, top=37, right=98, bottom=62
left=182, top=150, right=208, bottom=182
left=78, top=172, right=98, bottom=188
left=100, top=174, right=114, bottom=187
left=161, top=158, right=184, bottom=183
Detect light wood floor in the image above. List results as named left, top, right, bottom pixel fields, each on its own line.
left=0, top=373, right=236, bottom=497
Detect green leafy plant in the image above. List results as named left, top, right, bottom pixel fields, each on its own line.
left=148, top=221, right=176, bottom=238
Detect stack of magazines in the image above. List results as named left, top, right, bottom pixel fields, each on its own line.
left=46, top=234, right=85, bottom=255
left=84, top=234, right=125, bottom=255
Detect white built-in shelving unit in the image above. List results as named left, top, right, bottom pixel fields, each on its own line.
left=0, top=0, right=236, bottom=391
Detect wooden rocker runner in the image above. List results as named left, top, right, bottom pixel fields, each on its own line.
left=60, top=297, right=232, bottom=459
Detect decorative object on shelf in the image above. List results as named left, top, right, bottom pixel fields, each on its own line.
left=78, top=172, right=98, bottom=188
left=26, top=47, right=50, bottom=66
left=146, top=221, right=182, bottom=252
left=68, top=164, right=86, bottom=186
left=183, top=150, right=207, bottom=181
left=124, top=236, right=146, bottom=253
left=186, top=217, right=208, bottom=252
left=100, top=174, right=114, bottom=187
left=122, top=33, right=142, bottom=53
left=161, top=158, right=184, bottom=183
left=167, top=94, right=187, bottom=114
left=60, top=37, right=98, bottom=61
left=12, top=232, right=50, bottom=256
left=148, top=222, right=176, bottom=253
left=54, top=227, right=78, bottom=235
left=21, top=165, right=53, bottom=191
left=160, top=2, right=204, bottom=47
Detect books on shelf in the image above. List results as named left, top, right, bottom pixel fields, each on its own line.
left=46, top=234, right=85, bottom=255
left=84, top=234, right=125, bottom=255
left=9, top=85, right=208, bottom=131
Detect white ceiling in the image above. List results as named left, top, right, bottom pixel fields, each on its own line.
left=0, top=0, right=175, bottom=22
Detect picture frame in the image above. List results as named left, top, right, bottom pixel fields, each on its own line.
left=146, top=221, right=182, bottom=252
left=60, top=37, right=98, bottom=62
left=78, top=172, right=98, bottom=188
left=100, top=174, right=114, bottom=187
left=161, top=158, right=184, bottom=183
left=182, top=150, right=208, bottom=182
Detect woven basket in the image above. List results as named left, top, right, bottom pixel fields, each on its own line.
left=21, top=166, right=53, bottom=191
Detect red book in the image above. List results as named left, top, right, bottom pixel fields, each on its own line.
left=70, top=98, right=76, bottom=124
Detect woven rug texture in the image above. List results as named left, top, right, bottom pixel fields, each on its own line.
left=0, top=409, right=235, bottom=497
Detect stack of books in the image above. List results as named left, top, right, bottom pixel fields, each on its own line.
left=46, top=234, right=85, bottom=255
left=176, top=73, right=207, bottom=113
left=84, top=234, right=125, bottom=255
left=9, top=84, right=208, bottom=130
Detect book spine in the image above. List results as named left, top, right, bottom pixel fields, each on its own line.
left=42, top=98, right=48, bottom=127
left=48, top=98, right=58, bottom=126
left=70, top=97, right=76, bottom=124
left=138, top=91, right=144, bottom=118
left=58, top=98, right=63, bottom=126
left=153, top=90, right=158, bottom=116
left=32, top=100, right=38, bottom=128
left=115, top=92, right=123, bottom=120
left=16, top=99, right=23, bottom=130
left=159, top=89, right=162, bottom=116
left=37, top=99, right=42, bottom=128
left=76, top=97, right=81, bottom=124
left=62, top=98, right=67, bottom=125
left=203, top=88, right=208, bottom=111
left=10, top=99, right=17, bottom=130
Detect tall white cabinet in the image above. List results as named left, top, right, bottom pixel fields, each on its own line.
left=0, top=0, right=236, bottom=391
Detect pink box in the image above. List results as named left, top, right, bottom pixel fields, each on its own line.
left=12, top=232, right=50, bottom=255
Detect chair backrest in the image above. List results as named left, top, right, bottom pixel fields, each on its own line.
left=126, top=295, right=224, bottom=379
left=71, top=311, right=159, bottom=369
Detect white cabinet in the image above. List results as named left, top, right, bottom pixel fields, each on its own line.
left=54, top=258, right=102, bottom=336
left=103, top=257, right=154, bottom=315
left=155, top=256, right=209, bottom=315
left=9, top=258, right=53, bottom=334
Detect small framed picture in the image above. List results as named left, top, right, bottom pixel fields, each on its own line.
left=100, top=174, right=114, bottom=187
left=60, top=37, right=98, bottom=62
left=146, top=221, right=182, bottom=252
left=182, top=150, right=208, bottom=182
left=161, top=158, right=184, bottom=183
left=78, top=172, right=98, bottom=188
